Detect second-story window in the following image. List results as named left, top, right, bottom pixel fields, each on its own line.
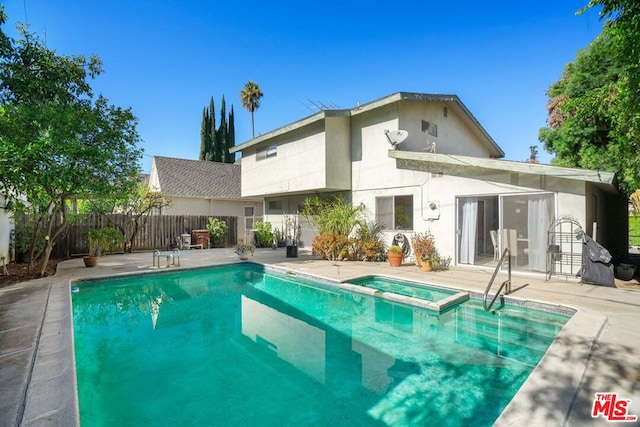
left=257, top=145, right=277, bottom=160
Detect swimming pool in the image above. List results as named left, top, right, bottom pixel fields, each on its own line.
left=71, top=263, right=570, bottom=426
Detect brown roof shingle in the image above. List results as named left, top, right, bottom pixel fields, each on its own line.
left=153, top=156, right=241, bottom=199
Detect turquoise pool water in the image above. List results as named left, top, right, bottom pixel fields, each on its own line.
left=347, top=276, right=456, bottom=302
left=72, top=264, right=570, bottom=426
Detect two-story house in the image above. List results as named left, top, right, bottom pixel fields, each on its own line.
left=230, top=92, right=626, bottom=274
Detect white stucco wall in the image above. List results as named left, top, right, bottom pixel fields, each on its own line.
left=352, top=160, right=588, bottom=266
left=162, top=197, right=263, bottom=217
left=162, top=197, right=264, bottom=243
left=240, top=119, right=351, bottom=197
left=397, top=101, right=493, bottom=157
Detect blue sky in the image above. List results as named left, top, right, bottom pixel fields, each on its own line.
left=3, top=1, right=604, bottom=172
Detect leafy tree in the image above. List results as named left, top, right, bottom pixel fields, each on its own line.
left=540, top=1, right=640, bottom=195
left=582, top=0, right=640, bottom=91
left=83, top=183, right=172, bottom=253
left=0, top=9, right=142, bottom=275
left=240, top=81, right=263, bottom=138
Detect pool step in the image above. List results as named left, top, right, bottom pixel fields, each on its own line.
left=337, top=282, right=469, bottom=313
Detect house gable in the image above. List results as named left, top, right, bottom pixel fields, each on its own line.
left=232, top=92, right=503, bottom=198
left=150, top=156, right=242, bottom=200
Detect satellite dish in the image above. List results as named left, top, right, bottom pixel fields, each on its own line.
left=384, top=129, right=409, bottom=149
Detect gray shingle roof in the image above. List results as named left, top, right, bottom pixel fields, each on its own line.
left=153, top=156, right=241, bottom=199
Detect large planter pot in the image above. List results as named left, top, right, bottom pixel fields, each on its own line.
left=387, top=252, right=403, bottom=267
left=286, top=245, right=298, bottom=258
left=83, top=256, right=98, bottom=268
left=615, top=263, right=636, bottom=281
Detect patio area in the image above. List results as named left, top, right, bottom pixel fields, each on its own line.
left=1, top=248, right=639, bottom=426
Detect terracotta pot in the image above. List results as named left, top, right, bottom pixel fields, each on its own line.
left=420, top=260, right=432, bottom=272
left=388, top=252, right=403, bottom=267
left=414, top=252, right=423, bottom=267
left=83, top=256, right=98, bottom=268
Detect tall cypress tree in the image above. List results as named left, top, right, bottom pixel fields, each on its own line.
left=199, top=107, right=208, bottom=160
left=226, top=106, right=235, bottom=163
left=215, top=96, right=227, bottom=163
left=200, top=95, right=234, bottom=162
left=208, top=97, right=216, bottom=161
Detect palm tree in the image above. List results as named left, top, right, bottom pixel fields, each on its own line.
left=240, top=81, right=263, bottom=138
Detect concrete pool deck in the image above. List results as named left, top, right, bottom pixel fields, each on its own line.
left=1, top=248, right=639, bottom=426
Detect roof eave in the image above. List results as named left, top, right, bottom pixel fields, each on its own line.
left=230, top=109, right=350, bottom=153
left=388, top=150, right=616, bottom=187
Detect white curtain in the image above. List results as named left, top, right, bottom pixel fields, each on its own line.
left=460, top=198, right=478, bottom=264
left=527, top=197, right=551, bottom=271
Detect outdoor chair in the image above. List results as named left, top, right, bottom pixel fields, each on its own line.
left=153, top=248, right=184, bottom=268
left=489, top=230, right=499, bottom=261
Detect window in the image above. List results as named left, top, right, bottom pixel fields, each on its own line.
left=376, top=196, right=413, bottom=230
left=257, top=145, right=277, bottom=160
left=421, top=120, right=438, bottom=137
left=268, top=200, right=283, bottom=212
left=244, top=206, right=255, bottom=229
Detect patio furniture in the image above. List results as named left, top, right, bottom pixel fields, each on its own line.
left=177, top=235, right=204, bottom=250
left=153, top=248, right=184, bottom=268
left=490, top=230, right=499, bottom=261
left=501, top=229, right=518, bottom=266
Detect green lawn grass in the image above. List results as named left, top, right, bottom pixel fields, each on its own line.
left=630, top=215, right=640, bottom=246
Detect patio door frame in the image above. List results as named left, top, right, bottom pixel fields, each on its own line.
left=456, top=192, right=557, bottom=270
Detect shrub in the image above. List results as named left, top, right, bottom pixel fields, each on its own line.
left=302, top=195, right=364, bottom=236
left=84, top=227, right=123, bottom=256
left=253, top=221, right=275, bottom=248
left=14, top=224, right=46, bottom=263
left=206, top=217, right=228, bottom=247
left=353, top=220, right=386, bottom=261
left=312, top=232, right=350, bottom=261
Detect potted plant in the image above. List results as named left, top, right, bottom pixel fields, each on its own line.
left=387, top=245, right=404, bottom=267
left=283, top=214, right=300, bottom=258
left=419, top=249, right=441, bottom=272
left=411, top=231, right=436, bottom=271
left=83, top=227, right=124, bottom=267
left=234, top=242, right=256, bottom=260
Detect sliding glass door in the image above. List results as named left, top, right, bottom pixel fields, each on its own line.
left=457, top=193, right=555, bottom=272
left=457, top=196, right=498, bottom=266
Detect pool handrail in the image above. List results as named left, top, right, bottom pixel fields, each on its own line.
left=483, top=247, right=512, bottom=311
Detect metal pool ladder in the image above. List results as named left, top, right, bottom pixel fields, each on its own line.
left=483, top=248, right=512, bottom=311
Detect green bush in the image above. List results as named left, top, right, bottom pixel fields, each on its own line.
left=253, top=221, right=275, bottom=248
left=84, top=227, right=123, bottom=256
left=13, top=225, right=45, bottom=263
left=206, top=217, right=228, bottom=247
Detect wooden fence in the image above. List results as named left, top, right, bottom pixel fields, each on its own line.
left=16, top=214, right=238, bottom=259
